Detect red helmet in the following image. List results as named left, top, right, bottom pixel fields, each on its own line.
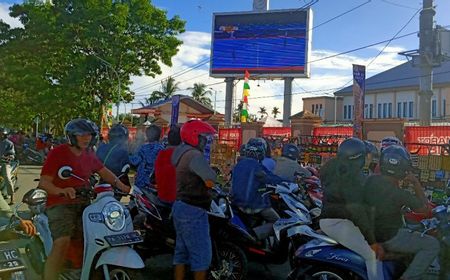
left=180, top=120, right=216, bottom=147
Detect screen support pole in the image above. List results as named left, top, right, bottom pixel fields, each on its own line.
left=283, top=77, right=293, bottom=126
left=225, top=77, right=235, bottom=126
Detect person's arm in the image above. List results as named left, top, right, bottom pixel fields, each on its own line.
left=38, top=175, right=76, bottom=199
left=255, top=165, right=283, bottom=185
left=403, top=173, right=427, bottom=209
left=188, top=152, right=216, bottom=188
left=97, top=167, right=131, bottom=193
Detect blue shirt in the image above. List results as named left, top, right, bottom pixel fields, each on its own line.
left=96, top=141, right=129, bottom=177
left=262, top=157, right=276, bottom=172
left=129, top=142, right=164, bottom=188
left=231, top=157, right=283, bottom=210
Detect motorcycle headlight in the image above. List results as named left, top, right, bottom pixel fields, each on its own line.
left=102, top=202, right=126, bottom=232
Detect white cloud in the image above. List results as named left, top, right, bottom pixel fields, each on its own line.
left=0, top=3, right=22, bottom=28
left=129, top=31, right=408, bottom=118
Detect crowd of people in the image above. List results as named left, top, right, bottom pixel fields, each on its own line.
left=0, top=117, right=442, bottom=280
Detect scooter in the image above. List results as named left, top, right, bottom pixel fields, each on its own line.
left=29, top=166, right=145, bottom=280
left=0, top=190, right=47, bottom=280
left=287, top=203, right=450, bottom=280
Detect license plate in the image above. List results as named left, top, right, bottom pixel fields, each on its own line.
left=0, top=259, right=24, bottom=271
left=0, top=249, right=19, bottom=262
left=104, top=231, right=143, bottom=247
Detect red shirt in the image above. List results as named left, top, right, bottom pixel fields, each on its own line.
left=154, top=147, right=177, bottom=203
left=41, top=144, right=104, bottom=207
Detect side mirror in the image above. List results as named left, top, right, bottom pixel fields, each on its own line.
left=58, top=166, right=73, bottom=180
left=22, top=188, right=47, bottom=206
left=121, top=164, right=130, bottom=174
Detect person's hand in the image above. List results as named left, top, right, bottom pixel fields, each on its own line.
left=117, top=182, right=131, bottom=194
left=370, top=243, right=385, bottom=260
left=19, top=219, right=37, bottom=236
left=59, top=187, right=76, bottom=199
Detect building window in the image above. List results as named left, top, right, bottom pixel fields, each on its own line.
left=432, top=100, right=437, bottom=118
left=388, top=103, right=392, bottom=118
left=444, top=99, right=447, bottom=117
left=348, top=105, right=352, bottom=119
left=383, top=103, right=387, bottom=118
left=369, top=104, right=373, bottom=119
left=408, top=101, right=414, bottom=118
left=352, top=106, right=354, bottom=119
left=344, top=105, right=347, bottom=119
left=397, top=102, right=402, bottom=118
left=364, top=104, right=368, bottom=118
left=319, top=104, right=323, bottom=117
left=403, top=102, right=407, bottom=118
left=377, top=104, right=382, bottom=118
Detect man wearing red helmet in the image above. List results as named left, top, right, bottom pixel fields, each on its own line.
left=171, top=120, right=217, bottom=280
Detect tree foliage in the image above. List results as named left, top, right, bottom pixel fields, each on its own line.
left=189, top=83, right=212, bottom=108
left=0, top=0, right=185, bottom=132
left=147, top=76, right=180, bottom=104
left=272, top=107, right=280, bottom=118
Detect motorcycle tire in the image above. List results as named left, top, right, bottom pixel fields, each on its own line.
left=92, top=265, right=144, bottom=280
left=209, top=242, right=248, bottom=280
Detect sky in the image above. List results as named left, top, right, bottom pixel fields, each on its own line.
left=1, top=0, right=450, bottom=118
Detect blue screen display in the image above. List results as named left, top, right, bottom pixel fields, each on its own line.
left=211, top=10, right=310, bottom=77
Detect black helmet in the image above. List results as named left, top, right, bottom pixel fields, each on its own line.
left=381, top=136, right=402, bottom=152
left=380, top=145, right=412, bottom=179
left=337, top=137, right=366, bottom=168
left=282, top=144, right=300, bottom=161
left=145, top=125, right=161, bottom=142
left=64, top=118, right=99, bottom=148
left=108, top=124, right=129, bottom=143
left=364, top=141, right=380, bottom=163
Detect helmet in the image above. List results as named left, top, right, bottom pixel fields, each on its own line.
left=380, top=145, right=412, bottom=179
left=180, top=120, right=216, bottom=150
left=108, top=124, right=129, bottom=143
left=64, top=118, right=99, bottom=148
left=337, top=137, right=366, bottom=168
left=146, top=125, right=162, bottom=142
left=381, top=136, right=402, bottom=152
left=1, top=129, right=8, bottom=139
left=244, top=143, right=265, bottom=161
left=364, top=140, right=380, bottom=163
left=282, top=144, right=300, bottom=161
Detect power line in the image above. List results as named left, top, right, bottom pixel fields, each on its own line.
left=381, top=0, right=419, bottom=10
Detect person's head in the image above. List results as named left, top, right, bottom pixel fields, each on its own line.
left=108, top=124, right=129, bottom=144
left=282, top=143, right=300, bottom=161
left=1, top=130, right=8, bottom=140
left=145, top=124, right=161, bottom=142
left=381, top=136, right=402, bottom=152
left=168, top=124, right=181, bottom=146
left=337, top=137, right=366, bottom=170
left=380, top=144, right=412, bottom=180
left=180, top=120, right=216, bottom=151
left=246, top=138, right=266, bottom=161
left=64, top=118, right=99, bottom=150
left=364, top=140, right=380, bottom=172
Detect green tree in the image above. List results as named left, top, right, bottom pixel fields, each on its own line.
left=189, top=83, right=212, bottom=108
left=258, top=106, right=267, bottom=119
left=233, top=101, right=243, bottom=123
left=0, top=0, right=185, bottom=129
left=272, top=107, right=280, bottom=118
left=149, top=76, right=180, bottom=102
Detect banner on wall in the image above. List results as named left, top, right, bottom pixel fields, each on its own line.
left=404, top=126, right=450, bottom=155
left=352, top=64, right=365, bottom=139
left=171, top=95, right=181, bottom=125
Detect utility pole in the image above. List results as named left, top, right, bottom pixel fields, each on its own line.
left=418, top=0, right=435, bottom=125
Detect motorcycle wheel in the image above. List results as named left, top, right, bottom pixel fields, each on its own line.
left=92, top=266, right=144, bottom=280
left=303, top=267, right=354, bottom=280
left=209, top=242, right=247, bottom=280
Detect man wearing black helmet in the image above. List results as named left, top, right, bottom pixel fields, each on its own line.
left=0, top=130, right=16, bottom=205
left=38, top=118, right=131, bottom=280
left=96, top=124, right=131, bottom=195
left=364, top=145, right=439, bottom=280
left=274, top=143, right=311, bottom=182
left=320, top=137, right=383, bottom=280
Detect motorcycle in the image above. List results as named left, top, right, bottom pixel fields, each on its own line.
left=29, top=166, right=145, bottom=280
left=287, top=202, right=450, bottom=280
left=0, top=191, right=47, bottom=280
left=20, top=144, right=44, bottom=165
left=0, top=155, right=20, bottom=198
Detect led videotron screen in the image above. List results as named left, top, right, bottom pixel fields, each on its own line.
left=210, top=9, right=312, bottom=78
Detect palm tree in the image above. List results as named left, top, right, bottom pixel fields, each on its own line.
left=188, top=83, right=212, bottom=108
left=149, top=76, right=180, bottom=103
left=258, top=106, right=267, bottom=119
left=272, top=107, right=280, bottom=119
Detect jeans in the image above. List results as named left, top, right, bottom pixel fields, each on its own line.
left=383, top=228, right=440, bottom=280
left=172, top=200, right=212, bottom=271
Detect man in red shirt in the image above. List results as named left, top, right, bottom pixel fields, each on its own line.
left=154, top=124, right=181, bottom=204
left=38, top=119, right=130, bottom=280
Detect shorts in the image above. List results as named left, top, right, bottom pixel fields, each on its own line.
left=46, top=204, right=87, bottom=241
left=172, top=200, right=211, bottom=271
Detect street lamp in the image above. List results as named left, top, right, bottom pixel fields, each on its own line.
left=209, top=87, right=220, bottom=114
left=91, top=53, right=121, bottom=122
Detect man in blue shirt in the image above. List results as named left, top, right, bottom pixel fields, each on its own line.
left=130, top=125, right=164, bottom=190
left=231, top=141, right=283, bottom=240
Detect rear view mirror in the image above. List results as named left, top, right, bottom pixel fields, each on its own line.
left=58, top=166, right=73, bottom=180
left=121, top=164, right=130, bottom=174
left=22, top=188, right=47, bottom=206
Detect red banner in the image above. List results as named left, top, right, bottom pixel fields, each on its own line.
left=404, top=126, right=450, bottom=155
left=218, top=128, right=242, bottom=150
left=313, top=126, right=353, bottom=137
left=262, top=127, right=291, bottom=137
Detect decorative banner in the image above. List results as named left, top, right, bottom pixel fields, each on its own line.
left=352, top=64, right=366, bottom=139
left=240, top=70, right=250, bottom=123
left=171, top=95, right=181, bottom=125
